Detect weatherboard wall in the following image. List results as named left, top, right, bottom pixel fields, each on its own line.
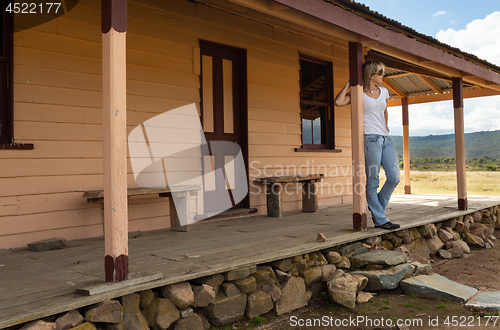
left=0, top=0, right=354, bottom=249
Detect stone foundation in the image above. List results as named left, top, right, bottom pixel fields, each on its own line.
left=10, top=206, right=499, bottom=330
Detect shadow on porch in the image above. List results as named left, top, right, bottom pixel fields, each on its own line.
left=1, top=194, right=499, bottom=328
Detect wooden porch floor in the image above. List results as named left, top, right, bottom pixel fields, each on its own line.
left=1, top=194, right=500, bottom=328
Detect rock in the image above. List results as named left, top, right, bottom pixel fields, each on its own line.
left=309, top=251, right=328, bottom=266
left=261, top=282, right=282, bottom=302
left=246, top=290, right=274, bottom=319
left=204, top=292, right=246, bottom=325
left=351, top=263, right=414, bottom=291
left=294, top=259, right=308, bottom=272
left=300, top=266, right=322, bottom=286
left=400, top=274, right=478, bottom=302
left=274, top=277, right=308, bottom=315
left=382, top=233, right=402, bottom=247
left=416, top=224, right=431, bottom=238
left=233, top=276, right=256, bottom=294
left=179, top=307, right=193, bottom=318
left=192, top=284, right=216, bottom=307
left=469, top=225, right=487, bottom=240
left=426, top=235, right=445, bottom=255
left=139, top=290, right=155, bottom=309
left=445, top=240, right=470, bottom=254
left=464, top=232, right=485, bottom=247
left=394, top=246, right=410, bottom=255
left=365, top=264, right=384, bottom=270
left=316, top=233, right=326, bottom=242
left=121, top=294, right=140, bottom=314
left=379, top=240, right=393, bottom=250
left=454, top=221, right=464, bottom=231
left=351, top=274, right=368, bottom=292
left=220, top=282, right=240, bottom=298
left=472, top=211, right=482, bottom=222
left=438, top=249, right=453, bottom=259
left=465, top=291, right=500, bottom=312
left=268, top=259, right=293, bottom=272
left=363, top=236, right=381, bottom=247
left=191, top=274, right=224, bottom=288
left=223, top=266, right=257, bottom=281
left=161, top=282, right=194, bottom=309
left=198, top=313, right=211, bottom=330
left=441, top=218, right=457, bottom=229
left=395, top=229, right=409, bottom=237
left=63, top=323, right=95, bottom=330
left=20, top=320, right=56, bottom=330
left=401, top=238, right=431, bottom=259
left=174, top=314, right=204, bottom=330
left=434, top=222, right=442, bottom=230
left=84, top=299, right=123, bottom=323
left=350, top=250, right=407, bottom=269
left=424, top=224, right=437, bottom=239
left=356, top=292, right=374, bottom=304
left=143, top=298, right=180, bottom=330
left=409, top=262, right=432, bottom=276
left=274, top=269, right=291, bottom=283
left=252, top=270, right=271, bottom=288
left=257, top=265, right=279, bottom=284
left=108, top=313, right=149, bottom=330
left=55, top=310, right=83, bottom=330
left=407, top=253, right=431, bottom=265
left=448, top=246, right=464, bottom=258
left=335, top=256, right=351, bottom=269
left=409, top=228, right=421, bottom=241
left=464, top=214, right=474, bottom=225
left=326, top=269, right=358, bottom=310
left=325, top=251, right=342, bottom=264
left=336, top=242, right=362, bottom=256
left=438, top=229, right=454, bottom=243
left=27, top=238, right=67, bottom=252
left=320, top=264, right=337, bottom=282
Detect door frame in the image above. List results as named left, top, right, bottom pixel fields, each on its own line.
left=199, top=40, right=249, bottom=209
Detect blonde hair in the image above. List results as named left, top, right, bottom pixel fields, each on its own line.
left=363, top=61, right=386, bottom=87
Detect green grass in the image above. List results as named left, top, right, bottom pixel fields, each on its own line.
left=404, top=303, right=414, bottom=307
left=249, top=316, right=267, bottom=326
left=437, top=304, right=447, bottom=309
left=407, top=294, right=417, bottom=299
left=383, top=306, right=391, bottom=310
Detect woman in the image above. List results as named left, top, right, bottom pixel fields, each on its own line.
left=334, top=61, right=400, bottom=230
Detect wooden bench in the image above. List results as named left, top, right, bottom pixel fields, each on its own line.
left=83, top=186, right=200, bottom=232
left=255, top=174, right=324, bottom=217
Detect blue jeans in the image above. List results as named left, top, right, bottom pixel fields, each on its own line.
left=364, top=134, right=400, bottom=226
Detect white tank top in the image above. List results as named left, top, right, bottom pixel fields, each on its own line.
left=363, top=86, right=390, bottom=136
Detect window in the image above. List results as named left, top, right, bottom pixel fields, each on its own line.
left=298, top=54, right=336, bottom=151
left=0, top=3, right=31, bottom=149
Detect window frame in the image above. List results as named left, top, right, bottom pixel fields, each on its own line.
left=296, top=54, right=339, bottom=152
left=0, top=3, right=33, bottom=149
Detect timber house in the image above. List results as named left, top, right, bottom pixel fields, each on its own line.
left=1, top=0, right=500, bottom=327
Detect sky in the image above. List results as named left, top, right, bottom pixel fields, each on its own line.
left=354, top=0, right=500, bottom=136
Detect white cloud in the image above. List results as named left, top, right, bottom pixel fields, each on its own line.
left=432, top=11, right=446, bottom=17
left=436, top=11, right=500, bottom=65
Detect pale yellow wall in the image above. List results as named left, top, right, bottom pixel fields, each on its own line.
left=0, top=0, right=353, bottom=248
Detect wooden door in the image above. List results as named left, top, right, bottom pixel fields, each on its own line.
left=200, top=41, right=249, bottom=213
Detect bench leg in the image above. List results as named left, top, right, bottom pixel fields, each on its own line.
left=302, top=181, right=318, bottom=212
left=266, top=183, right=282, bottom=217
left=169, top=192, right=189, bottom=232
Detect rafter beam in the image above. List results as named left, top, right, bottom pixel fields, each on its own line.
left=417, top=75, right=443, bottom=94
left=382, top=77, right=406, bottom=98
left=387, top=87, right=500, bottom=106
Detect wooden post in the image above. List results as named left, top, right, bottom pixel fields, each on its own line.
left=453, top=77, right=467, bottom=210
left=266, top=183, right=283, bottom=217
left=102, top=0, right=128, bottom=282
left=402, top=97, right=411, bottom=194
left=349, top=42, right=367, bottom=230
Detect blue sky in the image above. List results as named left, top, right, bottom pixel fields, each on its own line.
left=355, top=0, right=500, bottom=136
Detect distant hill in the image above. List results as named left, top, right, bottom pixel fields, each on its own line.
left=391, top=130, right=500, bottom=159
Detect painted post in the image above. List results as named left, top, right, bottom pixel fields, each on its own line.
left=102, top=0, right=128, bottom=282
left=349, top=42, right=367, bottom=230
left=402, top=97, right=411, bottom=194
left=453, top=77, right=468, bottom=210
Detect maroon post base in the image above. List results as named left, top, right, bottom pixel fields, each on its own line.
left=458, top=198, right=468, bottom=211
left=404, top=185, right=411, bottom=194
left=353, top=212, right=367, bottom=230
left=105, top=254, right=129, bottom=282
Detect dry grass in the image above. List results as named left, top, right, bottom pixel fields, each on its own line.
left=379, top=171, right=500, bottom=195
